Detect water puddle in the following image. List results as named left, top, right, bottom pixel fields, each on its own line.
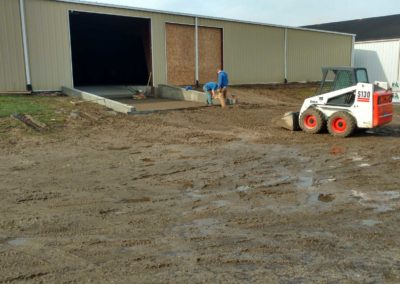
left=192, top=218, right=219, bottom=236
left=185, top=191, right=204, bottom=199
left=374, top=204, right=394, bottom=213
left=352, top=190, right=400, bottom=202
left=261, top=176, right=291, bottom=188
left=8, top=238, right=29, bottom=246
left=383, top=191, right=400, bottom=200
left=358, top=163, right=371, bottom=168
left=171, top=218, right=219, bottom=238
left=163, top=250, right=193, bottom=258
left=318, top=178, right=337, bottom=185
left=361, top=219, right=382, bottom=227
left=351, top=190, right=400, bottom=212
left=296, top=177, right=314, bottom=189
left=351, top=190, right=367, bottom=200
left=351, top=156, right=364, bottom=162
left=306, top=193, right=320, bottom=206
left=212, top=200, right=230, bottom=208
left=236, top=185, right=251, bottom=193
left=193, top=218, right=217, bottom=226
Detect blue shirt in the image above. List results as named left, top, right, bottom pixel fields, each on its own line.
left=204, top=82, right=218, bottom=91
left=217, top=71, right=229, bottom=88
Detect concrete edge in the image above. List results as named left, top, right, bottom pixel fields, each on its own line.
left=156, top=85, right=207, bottom=104
left=129, top=105, right=214, bottom=115
left=62, top=86, right=136, bottom=114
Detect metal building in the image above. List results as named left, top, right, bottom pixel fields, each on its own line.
left=0, top=0, right=354, bottom=93
left=303, top=14, right=400, bottom=103
left=355, top=39, right=400, bottom=103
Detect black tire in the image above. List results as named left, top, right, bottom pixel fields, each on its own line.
left=299, top=108, right=325, bottom=134
left=327, top=111, right=356, bottom=138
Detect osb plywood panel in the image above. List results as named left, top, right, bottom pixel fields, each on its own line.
left=166, top=24, right=195, bottom=86
left=198, top=27, right=222, bottom=84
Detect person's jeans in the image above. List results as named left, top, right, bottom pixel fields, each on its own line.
left=203, top=86, right=213, bottom=105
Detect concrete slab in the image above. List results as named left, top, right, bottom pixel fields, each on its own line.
left=63, top=85, right=221, bottom=115
left=77, top=85, right=150, bottom=99
left=117, top=98, right=205, bottom=112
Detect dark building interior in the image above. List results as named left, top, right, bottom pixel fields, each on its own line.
left=69, top=11, right=152, bottom=86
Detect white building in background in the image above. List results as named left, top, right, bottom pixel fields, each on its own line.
left=304, top=14, right=400, bottom=103
left=354, top=39, right=400, bottom=83
left=354, top=39, right=400, bottom=103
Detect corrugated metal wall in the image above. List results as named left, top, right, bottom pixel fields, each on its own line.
left=287, top=29, right=353, bottom=82
left=25, top=0, right=195, bottom=91
left=1, top=0, right=353, bottom=91
left=355, top=40, right=400, bottom=84
left=199, top=18, right=285, bottom=84
left=0, top=0, right=26, bottom=92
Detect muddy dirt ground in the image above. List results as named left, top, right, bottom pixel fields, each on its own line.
left=1, top=85, right=400, bottom=283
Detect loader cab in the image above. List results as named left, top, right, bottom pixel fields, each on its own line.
left=318, top=67, right=369, bottom=106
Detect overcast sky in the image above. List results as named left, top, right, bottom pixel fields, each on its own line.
left=82, top=0, right=400, bottom=26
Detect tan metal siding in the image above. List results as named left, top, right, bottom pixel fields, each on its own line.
left=21, top=0, right=353, bottom=90
left=200, top=19, right=285, bottom=84
left=287, top=29, right=353, bottom=82
left=0, top=0, right=26, bottom=92
left=25, top=0, right=73, bottom=90
left=25, top=0, right=194, bottom=90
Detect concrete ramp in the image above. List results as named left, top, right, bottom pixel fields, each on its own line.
left=62, top=85, right=208, bottom=114
left=118, top=98, right=204, bottom=112
left=156, top=85, right=207, bottom=103
left=62, top=86, right=136, bottom=114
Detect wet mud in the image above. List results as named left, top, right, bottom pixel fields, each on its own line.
left=1, top=85, right=400, bottom=282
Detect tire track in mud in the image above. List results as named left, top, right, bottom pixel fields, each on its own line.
left=2, top=272, right=49, bottom=283
left=0, top=100, right=399, bottom=282
left=0, top=237, right=111, bottom=282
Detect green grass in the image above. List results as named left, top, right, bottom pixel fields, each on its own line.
left=0, top=95, right=75, bottom=137
left=0, top=95, right=49, bottom=118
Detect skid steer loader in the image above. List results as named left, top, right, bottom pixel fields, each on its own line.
left=280, top=67, right=394, bottom=137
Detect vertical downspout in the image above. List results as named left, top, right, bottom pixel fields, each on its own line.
left=19, top=0, right=32, bottom=91
left=195, top=17, right=199, bottom=87
left=351, top=35, right=355, bottom=67
left=284, top=28, right=288, bottom=84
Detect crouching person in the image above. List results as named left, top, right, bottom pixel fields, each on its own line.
left=203, top=82, right=218, bottom=106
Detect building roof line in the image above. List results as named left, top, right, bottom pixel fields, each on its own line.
left=55, top=0, right=355, bottom=37
left=355, top=38, right=400, bottom=44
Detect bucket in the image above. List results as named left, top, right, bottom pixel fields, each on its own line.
left=228, top=94, right=238, bottom=105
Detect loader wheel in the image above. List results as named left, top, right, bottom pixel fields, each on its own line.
left=299, top=108, right=325, bottom=134
left=327, top=111, right=356, bottom=138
